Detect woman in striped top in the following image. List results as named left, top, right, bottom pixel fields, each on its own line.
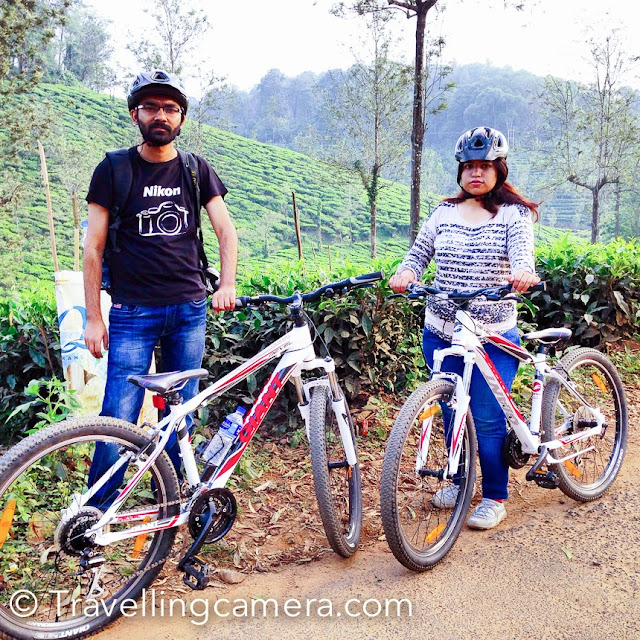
left=389, top=126, right=540, bottom=530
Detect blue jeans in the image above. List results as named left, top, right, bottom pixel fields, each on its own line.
left=88, top=299, right=208, bottom=507
left=422, top=326, right=520, bottom=501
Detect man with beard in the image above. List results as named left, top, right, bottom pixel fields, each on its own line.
left=83, top=70, right=238, bottom=503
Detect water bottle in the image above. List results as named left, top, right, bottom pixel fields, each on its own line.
left=201, top=406, right=247, bottom=466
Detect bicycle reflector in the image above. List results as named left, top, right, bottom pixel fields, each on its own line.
left=592, top=374, right=608, bottom=393
left=152, top=395, right=166, bottom=411
left=0, top=499, right=16, bottom=549
left=425, top=523, right=445, bottom=543
left=419, top=406, right=440, bottom=421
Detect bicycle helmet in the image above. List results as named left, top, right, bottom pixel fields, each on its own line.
left=455, top=127, right=508, bottom=162
left=127, top=70, right=188, bottom=115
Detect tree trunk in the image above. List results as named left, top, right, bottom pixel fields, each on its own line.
left=409, top=6, right=427, bottom=245
left=370, top=198, right=377, bottom=259
left=614, top=182, right=621, bottom=239
left=591, top=187, right=599, bottom=244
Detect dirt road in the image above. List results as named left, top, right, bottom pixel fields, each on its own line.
left=98, top=419, right=640, bottom=640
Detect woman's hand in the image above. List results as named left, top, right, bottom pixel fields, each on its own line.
left=389, top=270, right=417, bottom=293
left=508, top=270, right=540, bottom=293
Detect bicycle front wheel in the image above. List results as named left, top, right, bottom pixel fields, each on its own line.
left=541, top=348, right=627, bottom=501
left=309, top=385, right=362, bottom=558
left=380, top=379, right=477, bottom=572
left=0, top=417, right=180, bottom=640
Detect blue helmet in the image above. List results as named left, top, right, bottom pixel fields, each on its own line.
left=455, top=127, right=508, bottom=162
left=127, top=70, right=188, bottom=115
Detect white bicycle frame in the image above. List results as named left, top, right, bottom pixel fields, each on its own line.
left=423, top=307, right=606, bottom=480
left=70, top=320, right=355, bottom=546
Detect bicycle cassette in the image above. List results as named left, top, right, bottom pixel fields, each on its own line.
left=188, top=488, right=237, bottom=544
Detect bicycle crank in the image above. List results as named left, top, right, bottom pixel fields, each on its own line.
left=178, top=488, right=237, bottom=590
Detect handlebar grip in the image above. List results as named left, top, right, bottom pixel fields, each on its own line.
left=530, top=281, right=546, bottom=292
left=350, top=271, right=384, bottom=285
left=234, top=296, right=252, bottom=309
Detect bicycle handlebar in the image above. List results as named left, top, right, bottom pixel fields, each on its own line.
left=234, top=270, right=385, bottom=309
left=403, top=281, right=546, bottom=302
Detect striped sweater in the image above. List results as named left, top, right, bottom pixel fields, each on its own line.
left=398, top=201, right=535, bottom=339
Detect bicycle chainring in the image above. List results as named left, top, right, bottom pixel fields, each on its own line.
left=188, top=488, right=237, bottom=544
left=504, top=429, right=530, bottom=469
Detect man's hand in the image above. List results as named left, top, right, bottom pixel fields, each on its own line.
left=211, top=284, right=237, bottom=312
left=389, top=270, right=417, bottom=293
left=84, top=318, right=109, bottom=359
left=508, top=270, right=541, bottom=293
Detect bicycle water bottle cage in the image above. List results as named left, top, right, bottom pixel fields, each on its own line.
left=126, top=368, right=209, bottom=398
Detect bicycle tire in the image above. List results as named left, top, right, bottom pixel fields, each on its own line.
left=380, top=379, right=477, bottom=572
left=308, top=385, right=362, bottom=558
left=541, top=348, right=627, bottom=502
left=0, top=417, right=180, bottom=640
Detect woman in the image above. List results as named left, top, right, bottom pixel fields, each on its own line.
left=389, top=126, right=540, bottom=530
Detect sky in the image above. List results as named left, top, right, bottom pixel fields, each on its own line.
left=84, top=0, right=639, bottom=95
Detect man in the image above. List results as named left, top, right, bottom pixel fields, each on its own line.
left=83, top=70, right=237, bottom=502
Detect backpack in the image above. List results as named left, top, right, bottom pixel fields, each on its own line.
left=101, top=148, right=218, bottom=294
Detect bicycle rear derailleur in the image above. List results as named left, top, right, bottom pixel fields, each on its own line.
left=178, top=488, right=237, bottom=590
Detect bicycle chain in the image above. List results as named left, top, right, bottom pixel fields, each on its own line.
left=86, top=495, right=193, bottom=593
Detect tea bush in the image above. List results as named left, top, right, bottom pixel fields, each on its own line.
left=1, top=236, right=639, bottom=444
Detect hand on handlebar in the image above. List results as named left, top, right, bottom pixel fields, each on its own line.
left=389, top=270, right=417, bottom=293
left=507, top=270, right=541, bottom=293
left=211, top=284, right=237, bottom=312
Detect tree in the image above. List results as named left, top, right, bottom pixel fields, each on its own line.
left=538, top=33, right=640, bottom=243
left=0, top=0, right=70, bottom=207
left=127, top=0, right=210, bottom=75
left=332, top=0, right=455, bottom=244
left=325, top=10, right=412, bottom=258
left=0, top=0, right=70, bottom=96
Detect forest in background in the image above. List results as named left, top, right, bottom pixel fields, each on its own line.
left=1, top=0, right=639, bottom=291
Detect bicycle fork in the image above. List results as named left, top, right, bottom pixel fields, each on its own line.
left=294, top=367, right=357, bottom=467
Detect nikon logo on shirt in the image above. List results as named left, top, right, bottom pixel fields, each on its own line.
left=143, top=185, right=182, bottom=197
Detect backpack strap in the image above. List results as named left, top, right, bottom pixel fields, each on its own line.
left=105, top=148, right=133, bottom=254
left=177, top=149, right=208, bottom=270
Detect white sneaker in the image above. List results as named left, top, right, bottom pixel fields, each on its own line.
left=431, top=483, right=475, bottom=509
left=467, top=498, right=507, bottom=530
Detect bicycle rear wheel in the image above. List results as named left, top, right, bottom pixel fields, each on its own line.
left=0, top=418, right=180, bottom=640
left=541, top=348, right=627, bottom=501
left=309, top=385, right=362, bottom=557
left=380, top=379, right=476, bottom=572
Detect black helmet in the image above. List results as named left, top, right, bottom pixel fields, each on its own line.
left=127, top=70, right=188, bottom=115
left=455, top=127, right=508, bottom=162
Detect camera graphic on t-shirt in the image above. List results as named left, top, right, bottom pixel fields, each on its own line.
left=137, top=201, right=190, bottom=237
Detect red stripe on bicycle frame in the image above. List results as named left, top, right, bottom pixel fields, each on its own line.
left=215, top=364, right=297, bottom=478
left=476, top=346, right=526, bottom=422
left=486, top=334, right=531, bottom=362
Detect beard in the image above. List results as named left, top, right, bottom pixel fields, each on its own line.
left=138, top=120, right=181, bottom=147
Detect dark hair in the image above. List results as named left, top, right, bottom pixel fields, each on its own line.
left=444, top=158, right=539, bottom=220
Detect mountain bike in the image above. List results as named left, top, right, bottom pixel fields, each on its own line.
left=380, top=282, right=628, bottom=572
left=0, top=271, right=382, bottom=640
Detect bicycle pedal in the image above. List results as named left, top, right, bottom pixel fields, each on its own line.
left=181, top=555, right=211, bottom=590
left=527, top=470, right=559, bottom=490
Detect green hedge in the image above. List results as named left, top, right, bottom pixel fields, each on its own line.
left=1, top=236, right=639, bottom=443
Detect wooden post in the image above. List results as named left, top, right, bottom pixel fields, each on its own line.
left=327, top=243, right=332, bottom=272
left=292, top=191, right=303, bottom=261
left=37, top=140, right=59, bottom=272
left=72, top=191, right=80, bottom=271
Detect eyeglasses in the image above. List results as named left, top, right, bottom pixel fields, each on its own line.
left=136, top=103, right=183, bottom=116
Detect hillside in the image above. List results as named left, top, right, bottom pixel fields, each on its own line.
left=0, top=83, right=429, bottom=289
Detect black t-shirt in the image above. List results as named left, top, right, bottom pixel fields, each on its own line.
left=86, top=147, right=227, bottom=306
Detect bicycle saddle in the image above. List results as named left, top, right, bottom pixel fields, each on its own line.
left=126, top=368, right=209, bottom=394
left=522, top=328, right=572, bottom=344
